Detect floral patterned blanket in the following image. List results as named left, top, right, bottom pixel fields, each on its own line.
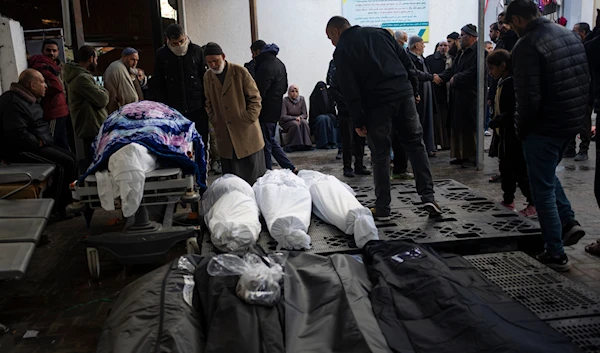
left=79, top=101, right=206, bottom=189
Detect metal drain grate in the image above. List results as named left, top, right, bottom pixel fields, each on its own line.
left=466, top=252, right=600, bottom=320
left=548, top=317, right=600, bottom=353
left=504, top=284, right=600, bottom=320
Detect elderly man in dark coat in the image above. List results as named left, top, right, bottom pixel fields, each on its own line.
left=439, top=24, right=481, bottom=168
left=426, top=40, right=451, bottom=150
left=407, top=35, right=440, bottom=156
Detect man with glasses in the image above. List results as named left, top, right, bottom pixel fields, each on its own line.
left=154, top=24, right=209, bottom=148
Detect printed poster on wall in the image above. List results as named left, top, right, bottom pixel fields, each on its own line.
left=342, top=0, right=430, bottom=42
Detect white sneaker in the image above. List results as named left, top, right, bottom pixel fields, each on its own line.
left=484, top=130, right=492, bottom=136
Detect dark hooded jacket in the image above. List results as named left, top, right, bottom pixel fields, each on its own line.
left=254, top=44, right=289, bottom=123
left=512, top=18, right=590, bottom=139
left=153, top=41, right=206, bottom=114
left=439, top=43, right=483, bottom=130
left=0, top=83, right=53, bottom=156
left=496, top=29, right=519, bottom=52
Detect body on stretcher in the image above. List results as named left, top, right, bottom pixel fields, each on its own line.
left=69, top=167, right=202, bottom=280
left=71, top=167, right=198, bottom=210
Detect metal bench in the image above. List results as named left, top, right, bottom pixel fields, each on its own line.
left=0, top=164, right=55, bottom=199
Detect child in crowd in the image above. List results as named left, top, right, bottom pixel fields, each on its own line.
left=487, top=49, right=536, bottom=217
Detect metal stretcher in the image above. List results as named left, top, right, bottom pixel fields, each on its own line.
left=69, top=167, right=201, bottom=279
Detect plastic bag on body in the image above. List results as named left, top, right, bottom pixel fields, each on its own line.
left=298, top=170, right=378, bottom=248
left=253, top=170, right=311, bottom=250
left=207, top=253, right=284, bottom=307
left=200, top=173, right=255, bottom=216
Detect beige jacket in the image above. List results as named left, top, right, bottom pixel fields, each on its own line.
left=204, top=62, right=264, bottom=159
left=104, top=59, right=139, bottom=114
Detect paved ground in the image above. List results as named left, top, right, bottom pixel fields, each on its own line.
left=1, top=134, right=599, bottom=352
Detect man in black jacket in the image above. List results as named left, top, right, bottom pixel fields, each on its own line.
left=252, top=40, right=296, bottom=172
left=507, top=0, right=588, bottom=271
left=154, top=24, right=209, bottom=148
left=0, top=69, right=77, bottom=219
left=326, top=16, right=441, bottom=219
left=497, top=12, right=519, bottom=52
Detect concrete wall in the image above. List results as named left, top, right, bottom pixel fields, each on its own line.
left=0, top=16, right=28, bottom=94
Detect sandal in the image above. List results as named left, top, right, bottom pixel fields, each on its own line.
left=489, top=173, right=502, bottom=183
left=585, top=240, right=600, bottom=256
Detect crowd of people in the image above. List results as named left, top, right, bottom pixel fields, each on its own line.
left=1, top=0, right=599, bottom=270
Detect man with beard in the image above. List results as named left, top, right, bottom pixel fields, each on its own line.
left=104, top=47, right=140, bottom=113
left=446, top=32, right=460, bottom=59
left=496, top=12, right=519, bottom=51
left=28, top=39, right=70, bottom=151
left=203, top=42, right=265, bottom=185
left=490, top=22, right=501, bottom=44
left=63, top=46, right=109, bottom=165
left=154, top=24, right=209, bottom=149
left=426, top=40, right=451, bottom=150
left=439, top=24, right=481, bottom=168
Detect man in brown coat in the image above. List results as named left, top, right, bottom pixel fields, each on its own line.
left=203, top=42, right=266, bottom=185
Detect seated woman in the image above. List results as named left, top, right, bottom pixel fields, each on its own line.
left=309, top=82, right=337, bottom=149
left=280, top=85, right=313, bottom=152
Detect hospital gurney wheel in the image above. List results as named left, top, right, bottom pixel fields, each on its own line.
left=186, top=237, right=200, bottom=255
left=86, top=247, right=100, bottom=280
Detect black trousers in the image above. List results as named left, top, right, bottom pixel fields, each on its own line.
left=339, top=114, right=365, bottom=170
left=499, top=145, right=533, bottom=205
left=184, top=108, right=209, bottom=149
left=51, top=116, right=73, bottom=152
left=7, top=146, right=77, bottom=213
left=392, top=130, right=408, bottom=173
left=567, top=105, right=592, bottom=153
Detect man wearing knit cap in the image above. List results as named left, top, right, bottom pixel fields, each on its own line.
left=203, top=42, right=266, bottom=185
left=439, top=24, right=481, bottom=168
left=104, top=47, right=140, bottom=113
left=446, top=32, right=460, bottom=59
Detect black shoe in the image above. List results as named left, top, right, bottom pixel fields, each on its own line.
left=343, top=168, right=355, bottom=177
left=574, top=151, right=588, bottom=161
left=562, top=219, right=585, bottom=246
left=423, top=201, right=443, bottom=217
left=563, top=149, right=577, bottom=158
left=354, top=166, right=372, bottom=175
left=370, top=208, right=391, bottom=221
left=450, top=158, right=465, bottom=165
left=536, top=251, right=571, bottom=272
left=336, top=150, right=343, bottom=159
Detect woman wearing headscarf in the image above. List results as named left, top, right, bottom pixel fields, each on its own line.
left=309, top=81, right=337, bottom=149
left=280, top=85, right=313, bottom=151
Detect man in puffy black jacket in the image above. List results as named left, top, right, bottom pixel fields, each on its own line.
left=507, top=0, right=589, bottom=271
left=0, top=69, right=76, bottom=219
left=154, top=24, right=208, bottom=145
left=252, top=40, right=296, bottom=172
left=326, top=16, right=441, bottom=219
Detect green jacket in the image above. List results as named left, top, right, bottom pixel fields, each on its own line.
left=63, top=62, right=109, bottom=139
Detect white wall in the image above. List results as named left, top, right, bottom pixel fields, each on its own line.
left=564, top=0, right=596, bottom=30
left=184, top=0, right=490, bottom=103
left=0, top=16, right=28, bottom=94
left=185, top=0, right=252, bottom=67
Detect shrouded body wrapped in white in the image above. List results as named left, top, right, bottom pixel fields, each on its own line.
left=202, top=174, right=261, bottom=253
left=253, top=170, right=311, bottom=250
left=298, top=170, right=378, bottom=248
left=200, top=173, right=256, bottom=216
left=205, top=190, right=261, bottom=253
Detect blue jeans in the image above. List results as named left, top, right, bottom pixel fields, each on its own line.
left=522, top=134, right=576, bottom=256
left=260, top=122, right=295, bottom=170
